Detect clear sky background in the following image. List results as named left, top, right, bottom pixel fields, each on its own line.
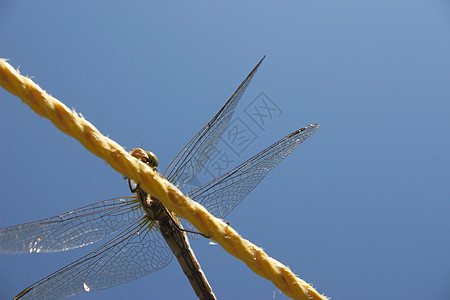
left=1, top=1, right=449, bottom=300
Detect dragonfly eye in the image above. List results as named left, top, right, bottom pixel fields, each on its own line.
left=144, top=151, right=158, bottom=170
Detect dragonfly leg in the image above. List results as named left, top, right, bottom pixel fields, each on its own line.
left=162, top=205, right=210, bottom=238
left=180, top=227, right=210, bottom=239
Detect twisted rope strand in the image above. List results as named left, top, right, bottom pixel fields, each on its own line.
left=0, top=59, right=327, bottom=300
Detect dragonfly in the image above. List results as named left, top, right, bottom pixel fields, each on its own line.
left=0, top=56, right=319, bottom=299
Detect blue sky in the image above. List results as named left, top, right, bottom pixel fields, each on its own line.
left=1, top=1, right=449, bottom=299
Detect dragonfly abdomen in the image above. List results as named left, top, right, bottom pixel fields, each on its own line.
left=158, top=213, right=217, bottom=300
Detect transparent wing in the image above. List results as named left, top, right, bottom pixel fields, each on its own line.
left=164, top=56, right=266, bottom=190
left=187, top=124, right=319, bottom=219
left=0, top=196, right=141, bottom=254
left=15, top=217, right=172, bottom=300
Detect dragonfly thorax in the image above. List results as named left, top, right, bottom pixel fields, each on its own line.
left=135, top=187, right=166, bottom=221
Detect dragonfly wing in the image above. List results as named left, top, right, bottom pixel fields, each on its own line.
left=0, top=196, right=142, bottom=254
left=164, top=56, right=266, bottom=190
left=15, top=217, right=172, bottom=299
left=187, top=124, right=319, bottom=219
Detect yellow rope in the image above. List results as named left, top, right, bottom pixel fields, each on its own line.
left=0, top=59, right=328, bottom=300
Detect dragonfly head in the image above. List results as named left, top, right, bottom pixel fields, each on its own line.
left=130, top=148, right=159, bottom=170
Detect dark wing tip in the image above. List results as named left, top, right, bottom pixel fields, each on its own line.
left=14, top=287, right=32, bottom=299
left=255, top=54, right=267, bottom=70
left=299, top=123, right=319, bottom=131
